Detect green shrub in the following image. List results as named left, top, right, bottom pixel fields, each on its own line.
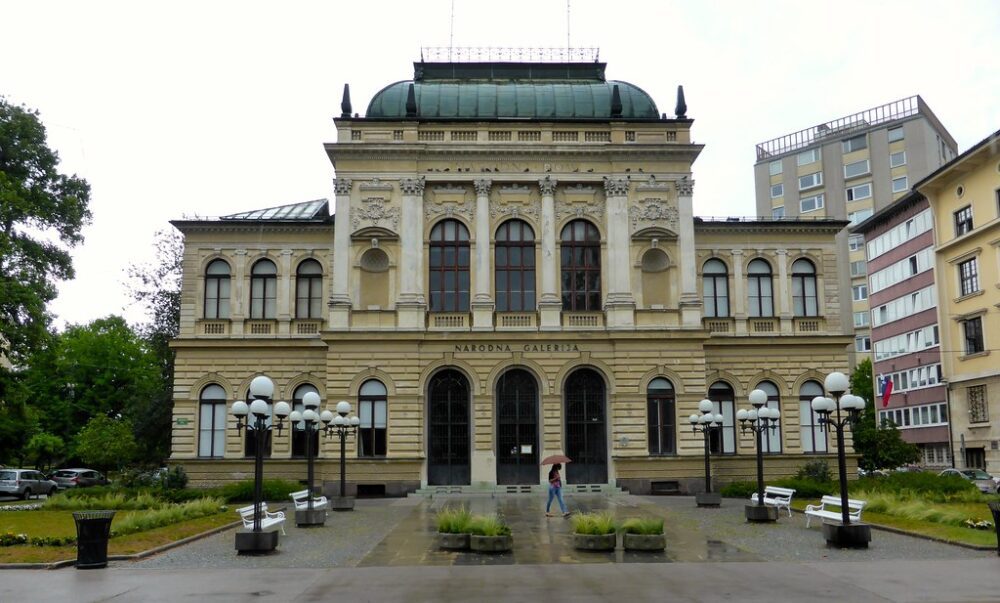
left=720, top=481, right=757, bottom=498
left=45, top=491, right=165, bottom=511
left=796, top=460, right=831, bottom=482
left=164, top=466, right=189, bottom=490
left=852, top=471, right=977, bottom=498
left=621, top=517, right=663, bottom=535
left=217, top=479, right=302, bottom=503
left=773, top=477, right=837, bottom=498
left=436, top=505, right=472, bottom=534
left=110, top=497, right=226, bottom=536
left=571, top=511, right=616, bottom=535
left=466, top=514, right=511, bottom=536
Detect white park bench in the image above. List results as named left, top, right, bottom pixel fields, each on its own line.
left=749, top=486, right=796, bottom=517
left=236, top=503, right=286, bottom=534
left=804, top=495, right=866, bottom=528
left=290, top=489, right=329, bottom=511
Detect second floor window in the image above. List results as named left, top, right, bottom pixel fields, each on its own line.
left=429, top=219, right=470, bottom=312
left=204, top=259, right=231, bottom=319
left=958, top=258, right=979, bottom=296
left=702, top=259, right=729, bottom=318
left=560, top=220, right=601, bottom=311
left=791, top=258, right=818, bottom=317
left=954, top=205, right=973, bottom=236
left=495, top=220, right=536, bottom=312
left=747, top=259, right=773, bottom=317
left=295, top=259, right=323, bottom=319
left=250, top=259, right=277, bottom=319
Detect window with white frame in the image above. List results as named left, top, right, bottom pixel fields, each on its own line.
left=849, top=208, right=873, bottom=225
left=872, top=285, right=936, bottom=327
left=867, top=209, right=932, bottom=259
left=757, top=381, right=782, bottom=453
left=869, top=247, right=933, bottom=294
left=791, top=258, right=818, bottom=317
left=708, top=382, right=736, bottom=454
left=770, top=183, right=783, bottom=198
left=198, top=384, right=227, bottom=458
left=797, top=148, right=820, bottom=166
left=887, top=126, right=904, bottom=142
left=771, top=205, right=784, bottom=219
left=799, top=172, right=822, bottom=191
left=879, top=402, right=948, bottom=429
left=846, top=182, right=872, bottom=202
left=892, top=176, right=908, bottom=193
left=890, top=151, right=907, bottom=168
left=874, top=325, right=939, bottom=361
left=769, top=160, right=783, bottom=175
left=885, top=363, right=943, bottom=393
left=855, top=336, right=871, bottom=352
left=850, top=261, right=867, bottom=277
left=958, top=258, right=979, bottom=296
left=853, top=311, right=870, bottom=327
left=747, top=259, right=774, bottom=318
left=800, top=193, right=824, bottom=213
left=849, top=235, right=864, bottom=251
left=844, top=159, right=870, bottom=179
left=842, top=134, right=867, bottom=153
left=954, top=205, right=973, bottom=236
left=799, top=381, right=827, bottom=453
left=852, top=284, right=868, bottom=301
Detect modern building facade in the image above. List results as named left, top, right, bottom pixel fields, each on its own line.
left=754, top=97, right=957, bottom=365
left=169, top=52, right=854, bottom=496
left=917, top=129, right=1000, bottom=473
left=852, top=193, right=949, bottom=466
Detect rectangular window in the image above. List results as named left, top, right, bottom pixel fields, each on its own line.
left=359, top=398, right=388, bottom=457
left=797, top=149, right=820, bottom=165
left=850, top=261, right=867, bottom=277
left=708, top=400, right=736, bottom=454
left=963, top=317, right=984, bottom=355
left=198, top=403, right=227, bottom=458
left=968, top=385, right=988, bottom=423
left=890, top=151, right=907, bottom=168
left=770, top=183, right=783, bottom=198
left=799, top=399, right=827, bottom=453
left=848, top=209, right=873, bottom=225
left=842, top=134, right=867, bottom=153
left=852, top=284, right=868, bottom=301
left=798, top=172, right=823, bottom=191
left=853, top=311, right=870, bottom=327
left=771, top=205, right=785, bottom=219
left=800, top=193, right=824, bottom=213
left=855, top=336, right=871, bottom=352
left=769, top=160, right=783, bottom=175
left=888, top=126, right=904, bottom=142
left=846, top=182, right=872, bottom=202
left=892, top=176, right=908, bottom=193
left=959, top=258, right=979, bottom=296
left=954, top=205, right=973, bottom=236
left=848, top=234, right=864, bottom=251
left=844, top=159, right=870, bottom=179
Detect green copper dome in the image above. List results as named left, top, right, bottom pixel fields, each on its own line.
left=365, top=62, right=660, bottom=121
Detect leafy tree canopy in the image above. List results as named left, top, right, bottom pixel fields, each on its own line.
left=0, top=97, right=92, bottom=367
left=25, top=432, right=65, bottom=472
left=74, top=415, right=138, bottom=472
left=850, top=358, right=921, bottom=470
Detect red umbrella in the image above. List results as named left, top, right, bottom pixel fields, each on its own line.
left=540, top=454, right=572, bottom=465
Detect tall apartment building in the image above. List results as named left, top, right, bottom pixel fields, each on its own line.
left=754, top=97, right=957, bottom=364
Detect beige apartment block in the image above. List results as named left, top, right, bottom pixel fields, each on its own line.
left=170, top=51, right=854, bottom=495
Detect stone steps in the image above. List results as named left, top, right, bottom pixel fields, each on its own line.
left=408, top=483, right=625, bottom=498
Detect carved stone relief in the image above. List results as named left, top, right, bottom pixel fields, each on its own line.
left=359, top=177, right=393, bottom=192
left=636, top=175, right=671, bottom=191
left=630, top=197, right=679, bottom=233
left=352, top=197, right=400, bottom=230
left=424, top=200, right=473, bottom=221
left=555, top=199, right=605, bottom=222
left=490, top=199, right=540, bottom=221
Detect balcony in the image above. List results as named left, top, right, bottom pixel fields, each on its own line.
left=199, top=320, right=229, bottom=336
left=703, top=318, right=734, bottom=334
left=563, top=312, right=603, bottom=329
left=429, top=313, right=469, bottom=331
left=496, top=312, right=537, bottom=330
left=245, top=320, right=276, bottom=336
left=794, top=317, right=824, bottom=333
left=293, top=320, right=322, bottom=336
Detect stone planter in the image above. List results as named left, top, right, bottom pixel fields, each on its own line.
left=822, top=521, right=871, bottom=548
left=437, top=532, right=470, bottom=550
left=573, top=532, right=617, bottom=551
left=622, top=532, right=665, bottom=551
left=744, top=503, right=779, bottom=523
left=469, top=534, right=512, bottom=553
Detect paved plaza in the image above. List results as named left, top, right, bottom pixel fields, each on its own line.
left=1, top=493, right=997, bottom=602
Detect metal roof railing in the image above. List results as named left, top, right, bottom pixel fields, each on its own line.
left=420, top=47, right=600, bottom=63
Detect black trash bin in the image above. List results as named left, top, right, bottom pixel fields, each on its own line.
left=73, top=510, right=116, bottom=569
left=989, top=502, right=1000, bottom=557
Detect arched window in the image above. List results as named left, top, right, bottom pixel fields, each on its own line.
left=708, top=381, right=736, bottom=454
left=291, top=384, right=320, bottom=458
left=702, top=259, right=729, bottom=317
left=791, top=259, right=818, bottom=317
left=757, top=381, right=782, bottom=453
left=295, top=259, right=323, bottom=319
left=495, top=220, right=536, bottom=312
left=560, top=220, right=601, bottom=311
left=647, top=378, right=675, bottom=455
left=747, top=259, right=774, bottom=318
left=429, top=220, right=470, bottom=312
left=204, top=260, right=231, bottom=319
left=243, top=389, right=272, bottom=458
left=359, top=380, right=387, bottom=457
left=198, top=384, right=227, bottom=458
left=799, top=380, right=827, bottom=453
left=250, top=259, right=277, bottom=319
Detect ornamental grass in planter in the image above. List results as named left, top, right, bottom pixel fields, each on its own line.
left=436, top=505, right=472, bottom=550
left=467, top=513, right=512, bottom=553
left=571, top=511, right=617, bottom=551
left=621, top=517, right=665, bottom=551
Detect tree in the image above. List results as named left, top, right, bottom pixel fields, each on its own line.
left=0, top=98, right=92, bottom=368
left=25, top=432, right=65, bottom=472
left=850, top=358, right=921, bottom=470
left=74, top=416, right=138, bottom=472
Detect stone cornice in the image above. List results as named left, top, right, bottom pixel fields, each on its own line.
left=693, top=220, right=848, bottom=235
left=170, top=221, right=333, bottom=234
left=325, top=143, right=704, bottom=163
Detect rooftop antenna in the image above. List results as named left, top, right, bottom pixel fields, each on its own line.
left=449, top=0, right=455, bottom=61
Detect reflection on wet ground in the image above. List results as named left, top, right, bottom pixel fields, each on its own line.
left=359, top=495, right=761, bottom=566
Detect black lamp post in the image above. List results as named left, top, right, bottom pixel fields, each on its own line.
left=325, top=400, right=359, bottom=511
left=811, top=371, right=871, bottom=547
left=231, top=375, right=289, bottom=553
left=288, top=391, right=331, bottom=526
left=688, top=398, right=723, bottom=507
left=738, top=388, right=780, bottom=523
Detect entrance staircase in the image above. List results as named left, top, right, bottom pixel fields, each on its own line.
left=408, top=483, right=625, bottom=498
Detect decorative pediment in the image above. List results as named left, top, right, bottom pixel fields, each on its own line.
left=350, top=226, right=398, bottom=240
left=632, top=226, right=678, bottom=241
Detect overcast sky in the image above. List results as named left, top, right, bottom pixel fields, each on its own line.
left=3, top=0, right=999, bottom=329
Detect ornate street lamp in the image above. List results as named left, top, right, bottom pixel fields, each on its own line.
left=288, top=391, right=329, bottom=527
left=811, top=371, right=871, bottom=547
left=689, top=399, right=724, bottom=507
left=325, top=400, right=360, bottom=511
left=231, top=375, right=289, bottom=553
left=737, top=388, right=780, bottom=523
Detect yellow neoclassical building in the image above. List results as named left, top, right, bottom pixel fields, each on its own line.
left=169, top=52, right=853, bottom=495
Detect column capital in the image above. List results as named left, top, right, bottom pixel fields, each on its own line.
left=538, top=176, right=558, bottom=196
left=775, top=248, right=788, bottom=256
left=333, top=178, right=353, bottom=195
left=399, top=177, right=425, bottom=196
left=676, top=177, right=694, bottom=196
left=603, top=176, right=629, bottom=197
left=473, top=178, right=492, bottom=196
left=731, top=249, right=744, bottom=256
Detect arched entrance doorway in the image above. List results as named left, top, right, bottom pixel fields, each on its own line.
left=427, top=369, right=470, bottom=485
left=496, top=369, right=539, bottom=485
left=564, top=368, right=607, bottom=484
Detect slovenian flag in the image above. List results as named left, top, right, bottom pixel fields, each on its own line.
left=878, top=374, right=893, bottom=407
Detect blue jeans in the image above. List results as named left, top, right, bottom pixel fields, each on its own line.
left=546, top=485, right=567, bottom=513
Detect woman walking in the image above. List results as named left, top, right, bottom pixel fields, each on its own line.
left=546, top=463, right=569, bottom=517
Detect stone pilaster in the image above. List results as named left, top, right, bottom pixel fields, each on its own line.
left=278, top=248, right=293, bottom=335
left=538, top=176, right=561, bottom=330
left=776, top=249, right=793, bottom=334
left=676, top=178, right=701, bottom=327
left=397, top=177, right=426, bottom=330
left=472, top=179, right=494, bottom=330
left=231, top=249, right=247, bottom=335
left=603, top=177, right=635, bottom=328
left=329, top=178, right=352, bottom=330
left=732, top=249, right=747, bottom=335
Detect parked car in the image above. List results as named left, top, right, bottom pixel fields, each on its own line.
left=939, top=468, right=999, bottom=494
left=50, top=468, right=109, bottom=489
left=0, top=469, right=58, bottom=499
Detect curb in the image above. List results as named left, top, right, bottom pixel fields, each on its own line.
left=790, top=507, right=995, bottom=551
